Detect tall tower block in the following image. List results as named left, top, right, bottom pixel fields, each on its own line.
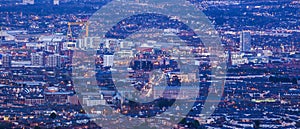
left=240, top=31, right=252, bottom=52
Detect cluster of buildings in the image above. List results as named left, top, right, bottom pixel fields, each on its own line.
left=0, top=0, right=298, bottom=128
left=0, top=33, right=70, bottom=68
left=22, top=0, right=60, bottom=5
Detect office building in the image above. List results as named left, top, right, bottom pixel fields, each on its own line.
left=2, top=54, right=12, bottom=68
left=46, top=54, right=61, bottom=68
left=240, top=31, right=252, bottom=52
left=103, top=55, right=114, bottom=67
left=31, top=52, right=44, bottom=66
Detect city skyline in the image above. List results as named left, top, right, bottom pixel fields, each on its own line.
left=0, top=0, right=299, bottom=128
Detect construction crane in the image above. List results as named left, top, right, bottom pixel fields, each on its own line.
left=67, top=21, right=89, bottom=41
left=65, top=21, right=89, bottom=50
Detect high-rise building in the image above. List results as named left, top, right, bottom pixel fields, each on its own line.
left=103, top=55, right=114, bottom=67
left=240, top=31, right=252, bottom=52
left=31, top=52, right=44, bottom=66
left=23, top=0, right=34, bottom=4
left=46, top=54, right=61, bottom=68
left=53, top=0, right=59, bottom=5
left=2, top=54, right=12, bottom=68
left=227, top=50, right=232, bottom=66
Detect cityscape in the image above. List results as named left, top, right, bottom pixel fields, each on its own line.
left=0, top=0, right=299, bottom=128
